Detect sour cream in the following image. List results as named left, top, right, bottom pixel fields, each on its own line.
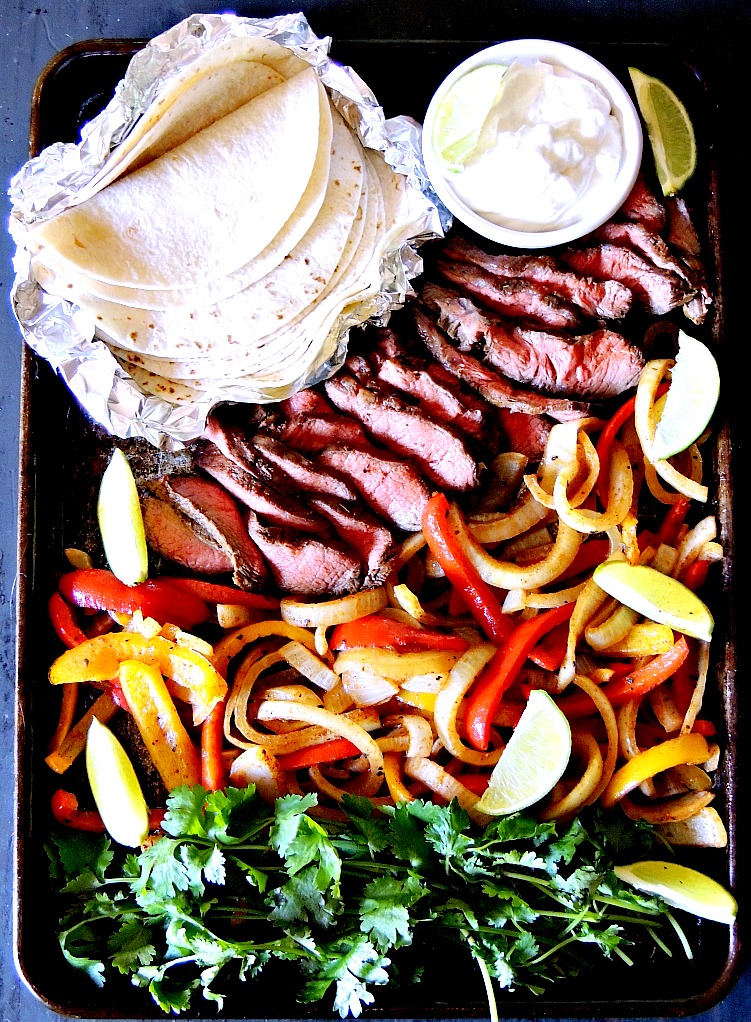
left=449, top=60, right=623, bottom=232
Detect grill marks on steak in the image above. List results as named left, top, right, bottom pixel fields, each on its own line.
left=420, top=283, right=644, bottom=400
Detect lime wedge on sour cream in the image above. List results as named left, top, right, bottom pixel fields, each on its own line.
left=97, top=448, right=149, bottom=586
left=432, top=64, right=508, bottom=171
left=86, top=715, right=150, bottom=847
left=593, top=560, right=713, bottom=641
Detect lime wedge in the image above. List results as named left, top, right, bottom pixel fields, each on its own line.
left=593, top=560, right=713, bottom=641
left=629, top=67, right=697, bottom=196
left=475, top=689, right=571, bottom=815
left=651, top=331, right=720, bottom=462
left=86, top=715, right=150, bottom=847
left=432, top=64, right=507, bottom=170
left=97, top=448, right=149, bottom=586
left=614, top=860, right=737, bottom=924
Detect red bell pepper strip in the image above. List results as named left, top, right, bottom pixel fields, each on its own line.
left=58, top=569, right=210, bottom=630
left=670, top=639, right=698, bottom=715
left=454, top=773, right=491, bottom=795
left=51, top=789, right=106, bottom=832
left=48, top=591, right=88, bottom=648
left=201, top=699, right=228, bottom=792
left=596, top=383, right=670, bottom=505
left=554, top=635, right=689, bottom=719
left=52, top=789, right=165, bottom=834
left=655, top=497, right=692, bottom=547
left=464, top=603, right=576, bottom=750
left=421, top=493, right=513, bottom=646
left=690, top=719, right=717, bottom=737
left=527, top=620, right=570, bottom=671
left=276, top=737, right=361, bottom=772
left=681, top=558, right=711, bottom=592
left=330, top=613, right=469, bottom=654
left=156, top=576, right=280, bottom=610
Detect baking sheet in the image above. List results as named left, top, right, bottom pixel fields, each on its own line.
left=13, top=35, right=740, bottom=1019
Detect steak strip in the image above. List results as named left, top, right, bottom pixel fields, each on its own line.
left=421, top=282, right=644, bottom=399
left=414, top=306, right=589, bottom=422
left=324, top=372, right=480, bottom=492
left=440, top=235, right=633, bottom=320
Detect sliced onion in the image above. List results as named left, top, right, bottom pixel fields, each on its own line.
left=620, top=789, right=715, bottom=824
left=434, top=644, right=502, bottom=767
left=229, top=746, right=288, bottom=803
left=539, top=731, right=603, bottom=821
left=279, top=640, right=338, bottom=692
left=555, top=439, right=633, bottom=534
left=280, top=586, right=388, bottom=628
left=585, top=603, right=639, bottom=651
left=454, top=503, right=584, bottom=591
left=474, top=452, right=529, bottom=512
left=599, top=622, right=676, bottom=658
left=404, top=756, right=491, bottom=826
left=258, top=699, right=385, bottom=797
left=340, top=667, right=399, bottom=706
left=558, top=578, right=609, bottom=689
left=333, top=647, right=459, bottom=681
left=672, top=516, right=717, bottom=578
left=657, top=806, right=728, bottom=847
left=571, top=673, right=618, bottom=806
left=469, top=489, right=551, bottom=544
left=518, top=582, right=588, bottom=610
left=681, top=639, right=710, bottom=734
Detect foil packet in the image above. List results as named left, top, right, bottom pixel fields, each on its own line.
left=8, top=11, right=450, bottom=450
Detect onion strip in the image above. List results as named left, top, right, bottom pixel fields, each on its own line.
left=433, top=644, right=502, bottom=767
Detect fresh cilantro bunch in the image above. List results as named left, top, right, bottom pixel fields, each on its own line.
left=46, top=785, right=683, bottom=1018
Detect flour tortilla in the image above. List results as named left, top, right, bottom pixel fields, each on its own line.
left=30, top=67, right=325, bottom=290
left=83, top=36, right=310, bottom=195
left=33, top=90, right=334, bottom=311
left=109, top=154, right=389, bottom=399
left=36, top=108, right=364, bottom=365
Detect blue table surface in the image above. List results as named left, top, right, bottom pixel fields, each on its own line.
left=2, top=2, right=750, bottom=1020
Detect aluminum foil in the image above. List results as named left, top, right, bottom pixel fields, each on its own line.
left=8, top=11, right=450, bottom=450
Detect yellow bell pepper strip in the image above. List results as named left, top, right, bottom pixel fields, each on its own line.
left=464, top=603, right=576, bottom=751
left=554, top=635, right=689, bottom=719
left=118, top=659, right=201, bottom=791
left=58, top=569, right=210, bottom=630
left=329, top=613, right=469, bottom=653
left=49, top=631, right=227, bottom=726
left=600, top=732, right=711, bottom=808
left=422, top=493, right=513, bottom=645
left=382, top=751, right=415, bottom=804
left=45, top=691, right=120, bottom=774
left=200, top=698, right=228, bottom=792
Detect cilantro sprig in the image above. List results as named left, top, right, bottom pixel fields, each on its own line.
left=46, top=785, right=685, bottom=1017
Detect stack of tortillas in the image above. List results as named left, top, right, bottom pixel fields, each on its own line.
left=15, top=35, right=416, bottom=406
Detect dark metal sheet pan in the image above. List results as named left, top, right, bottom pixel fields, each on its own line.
left=13, top=34, right=741, bottom=1019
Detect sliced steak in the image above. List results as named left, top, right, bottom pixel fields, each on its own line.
left=414, top=306, right=589, bottom=422
left=279, top=388, right=335, bottom=416
left=310, top=496, right=396, bottom=586
left=665, top=197, right=701, bottom=257
left=149, top=474, right=268, bottom=588
left=250, top=434, right=358, bottom=501
left=594, top=219, right=710, bottom=324
left=440, top=235, right=633, bottom=319
left=196, top=443, right=328, bottom=534
left=324, top=371, right=480, bottom=492
left=317, top=445, right=431, bottom=532
left=561, top=243, right=694, bottom=316
left=246, top=511, right=362, bottom=596
left=436, top=259, right=584, bottom=330
left=275, top=413, right=372, bottom=454
left=421, top=283, right=643, bottom=399
left=142, top=496, right=234, bottom=577
left=617, top=172, right=667, bottom=233
left=497, top=409, right=553, bottom=463
left=375, top=355, right=491, bottom=442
